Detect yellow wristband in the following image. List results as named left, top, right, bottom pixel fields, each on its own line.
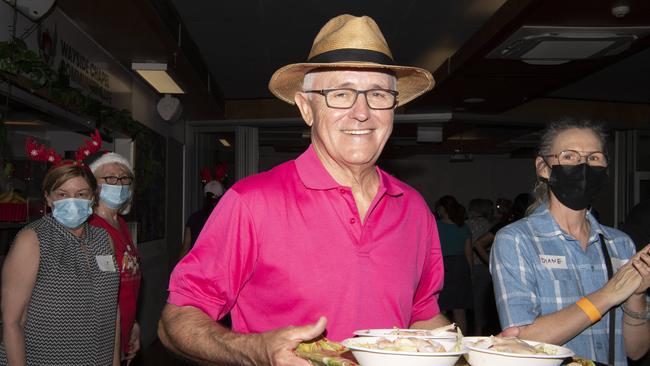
left=576, top=297, right=601, bottom=323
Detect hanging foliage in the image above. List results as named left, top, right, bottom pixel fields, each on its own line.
left=0, top=38, right=146, bottom=141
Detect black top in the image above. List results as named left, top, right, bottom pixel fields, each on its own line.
left=621, top=199, right=650, bottom=251
left=186, top=210, right=211, bottom=248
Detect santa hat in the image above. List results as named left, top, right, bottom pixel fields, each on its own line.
left=88, top=152, right=134, bottom=176
left=88, top=152, right=134, bottom=215
left=204, top=180, right=224, bottom=197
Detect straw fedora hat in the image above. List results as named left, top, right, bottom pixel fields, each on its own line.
left=268, top=14, right=434, bottom=107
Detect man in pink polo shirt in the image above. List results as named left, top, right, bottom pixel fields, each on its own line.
left=159, top=14, right=448, bottom=365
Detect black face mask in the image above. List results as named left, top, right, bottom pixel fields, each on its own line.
left=546, top=163, right=608, bottom=210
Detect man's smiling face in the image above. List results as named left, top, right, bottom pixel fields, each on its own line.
left=297, top=69, right=396, bottom=169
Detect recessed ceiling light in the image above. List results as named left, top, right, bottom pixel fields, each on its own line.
left=463, top=97, right=485, bottom=103
left=132, top=62, right=185, bottom=94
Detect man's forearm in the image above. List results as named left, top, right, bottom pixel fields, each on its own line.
left=158, top=304, right=265, bottom=366
left=411, top=313, right=451, bottom=330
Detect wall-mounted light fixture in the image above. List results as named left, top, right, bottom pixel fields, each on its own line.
left=219, top=138, right=231, bottom=147
left=131, top=62, right=185, bottom=94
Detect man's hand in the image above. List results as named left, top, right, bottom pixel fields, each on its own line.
left=259, top=316, right=327, bottom=366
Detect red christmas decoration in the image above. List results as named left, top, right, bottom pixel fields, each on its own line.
left=200, top=167, right=212, bottom=184
left=199, top=163, right=228, bottom=184
left=25, top=129, right=103, bottom=167
left=215, top=163, right=228, bottom=182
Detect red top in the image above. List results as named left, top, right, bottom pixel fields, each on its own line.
left=89, top=214, right=141, bottom=354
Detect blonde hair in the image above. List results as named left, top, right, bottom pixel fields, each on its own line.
left=43, top=163, right=98, bottom=196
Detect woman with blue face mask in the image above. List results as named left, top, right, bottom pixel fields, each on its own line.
left=0, top=162, right=120, bottom=365
left=88, top=153, right=141, bottom=366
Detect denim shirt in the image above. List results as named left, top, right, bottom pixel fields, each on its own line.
left=490, top=204, right=637, bottom=366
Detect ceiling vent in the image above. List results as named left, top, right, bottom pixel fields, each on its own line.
left=487, top=26, right=650, bottom=65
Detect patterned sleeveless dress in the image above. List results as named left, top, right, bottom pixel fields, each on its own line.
left=0, top=215, right=119, bottom=365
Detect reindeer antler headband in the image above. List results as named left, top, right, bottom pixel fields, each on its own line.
left=200, top=162, right=228, bottom=184
left=26, top=129, right=103, bottom=167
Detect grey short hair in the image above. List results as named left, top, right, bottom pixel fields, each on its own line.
left=301, top=70, right=397, bottom=95
left=527, top=117, right=607, bottom=215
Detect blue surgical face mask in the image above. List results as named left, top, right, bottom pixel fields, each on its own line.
left=52, top=198, right=93, bottom=228
left=99, top=184, right=132, bottom=209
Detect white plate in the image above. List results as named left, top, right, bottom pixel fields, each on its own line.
left=463, top=336, right=575, bottom=366
left=353, top=328, right=457, bottom=339
left=342, top=336, right=464, bottom=366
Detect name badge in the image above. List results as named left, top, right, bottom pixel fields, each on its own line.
left=95, top=255, right=116, bottom=272
left=611, top=258, right=628, bottom=273
left=539, top=255, right=568, bottom=269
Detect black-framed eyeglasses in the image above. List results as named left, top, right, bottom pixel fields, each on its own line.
left=542, top=150, right=608, bottom=167
left=101, top=176, right=134, bottom=185
left=303, top=88, right=399, bottom=110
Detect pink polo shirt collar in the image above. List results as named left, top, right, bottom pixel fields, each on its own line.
left=296, top=145, right=404, bottom=197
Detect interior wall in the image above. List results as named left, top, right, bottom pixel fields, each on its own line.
left=259, top=149, right=618, bottom=226
left=381, top=155, right=536, bottom=210
left=259, top=149, right=536, bottom=211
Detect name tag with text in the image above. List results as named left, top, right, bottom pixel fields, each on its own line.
left=539, top=255, right=568, bottom=269
left=95, top=255, right=116, bottom=272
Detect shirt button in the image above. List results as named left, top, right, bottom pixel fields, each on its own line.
left=350, top=218, right=356, bottom=224
left=339, top=188, right=346, bottom=194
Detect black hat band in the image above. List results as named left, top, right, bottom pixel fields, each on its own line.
left=308, top=48, right=395, bottom=65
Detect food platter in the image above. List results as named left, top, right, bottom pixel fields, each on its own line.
left=463, top=336, right=575, bottom=366
left=342, top=337, right=464, bottom=366
left=353, top=328, right=457, bottom=339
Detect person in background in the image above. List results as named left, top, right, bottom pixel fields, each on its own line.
left=465, top=198, right=496, bottom=335
left=88, top=153, right=141, bottom=365
left=621, top=199, right=650, bottom=366
left=1, top=162, right=119, bottom=365
left=622, top=200, right=650, bottom=252
left=179, top=179, right=223, bottom=259
left=435, top=195, right=473, bottom=334
left=491, top=118, right=650, bottom=365
left=159, top=14, right=448, bottom=365
left=473, top=197, right=514, bottom=265
left=178, top=179, right=232, bottom=328
left=465, top=199, right=494, bottom=244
